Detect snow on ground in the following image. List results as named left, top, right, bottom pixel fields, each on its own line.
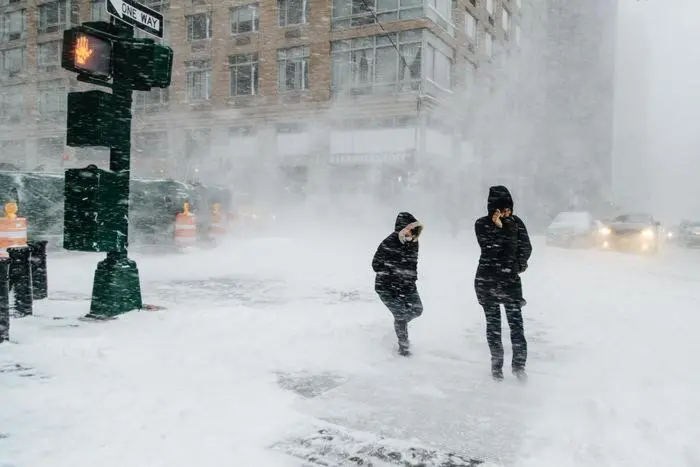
left=1, top=224, right=699, bottom=467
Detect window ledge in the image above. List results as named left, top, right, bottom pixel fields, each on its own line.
left=227, top=95, right=258, bottom=107
left=230, top=30, right=258, bottom=37
left=424, top=78, right=453, bottom=97
left=278, top=22, right=308, bottom=30
left=278, top=89, right=309, bottom=103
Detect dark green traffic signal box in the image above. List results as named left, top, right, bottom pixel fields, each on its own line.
left=66, top=91, right=114, bottom=148
left=64, top=165, right=128, bottom=253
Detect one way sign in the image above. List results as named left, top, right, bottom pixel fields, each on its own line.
left=106, top=0, right=164, bottom=39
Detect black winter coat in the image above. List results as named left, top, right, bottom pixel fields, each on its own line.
left=372, top=212, right=423, bottom=295
left=474, top=186, right=532, bottom=306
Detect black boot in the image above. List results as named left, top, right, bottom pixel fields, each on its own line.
left=513, top=367, right=528, bottom=382
left=398, top=338, right=411, bottom=356
left=395, top=319, right=411, bottom=356
left=492, top=366, right=504, bottom=381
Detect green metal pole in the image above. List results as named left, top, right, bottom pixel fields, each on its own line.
left=88, top=23, right=143, bottom=318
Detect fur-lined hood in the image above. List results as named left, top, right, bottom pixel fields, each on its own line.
left=394, top=212, right=423, bottom=244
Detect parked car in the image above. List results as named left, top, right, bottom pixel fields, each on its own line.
left=598, top=213, right=661, bottom=254
left=677, top=220, right=700, bottom=248
left=546, top=211, right=598, bottom=248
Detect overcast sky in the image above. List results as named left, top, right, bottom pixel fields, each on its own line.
left=616, top=0, right=700, bottom=221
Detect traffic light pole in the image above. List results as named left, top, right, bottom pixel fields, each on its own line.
left=88, top=23, right=143, bottom=318
left=62, top=17, right=172, bottom=319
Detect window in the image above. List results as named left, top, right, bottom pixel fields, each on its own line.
left=37, top=80, right=67, bottom=121
left=485, top=0, right=493, bottom=15
left=278, top=0, right=307, bottom=26
left=515, top=24, right=521, bottom=45
left=231, top=4, right=259, bottom=34
left=229, top=53, right=258, bottom=96
left=185, top=128, right=211, bottom=161
left=37, top=137, right=64, bottom=170
left=229, top=126, right=256, bottom=137
left=141, top=0, right=169, bottom=12
left=133, top=88, right=169, bottom=112
left=186, top=13, right=212, bottom=41
left=332, top=0, right=422, bottom=29
left=90, top=0, right=108, bottom=21
left=426, top=44, right=451, bottom=90
left=1, top=47, right=26, bottom=78
left=133, top=131, right=169, bottom=177
left=38, top=0, right=73, bottom=34
left=501, top=7, right=510, bottom=33
left=484, top=32, right=493, bottom=58
left=428, top=0, right=450, bottom=22
left=331, top=30, right=422, bottom=95
left=516, top=0, right=521, bottom=8
left=0, top=140, right=25, bottom=169
left=277, top=46, right=309, bottom=92
left=465, top=10, right=476, bottom=40
left=0, top=90, right=24, bottom=123
left=2, top=9, right=26, bottom=41
left=37, top=41, right=61, bottom=71
left=186, top=60, right=211, bottom=101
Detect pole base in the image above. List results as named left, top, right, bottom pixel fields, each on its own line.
left=89, top=253, right=143, bottom=318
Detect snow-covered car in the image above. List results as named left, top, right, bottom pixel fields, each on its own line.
left=598, top=213, right=661, bottom=254
left=678, top=220, right=700, bottom=248
left=546, top=211, right=597, bottom=248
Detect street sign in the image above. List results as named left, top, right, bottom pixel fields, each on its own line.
left=106, top=0, right=163, bottom=38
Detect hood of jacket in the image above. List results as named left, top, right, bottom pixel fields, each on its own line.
left=394, top=212, right=423, bottom=243
left=395, top=212, right=418, bottom=231
left=487, top=185, right=514, bottom=215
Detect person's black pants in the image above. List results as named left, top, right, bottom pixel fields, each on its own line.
left=377, top=286, right=423, bottom=345
left=482, top=302, right=527, bottom=371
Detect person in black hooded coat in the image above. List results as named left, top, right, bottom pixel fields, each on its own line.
left=372, top=212, right=424, bottom=356
left=474, top=186, right=532, bottom=381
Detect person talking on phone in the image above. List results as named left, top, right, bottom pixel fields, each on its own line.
left=474, top=186, right=532, bottom=381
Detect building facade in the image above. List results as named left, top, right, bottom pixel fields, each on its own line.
left=0, top=0, right=525, bottom=203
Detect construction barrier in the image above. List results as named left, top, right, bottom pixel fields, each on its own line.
left=175, top=202, right=197, bottom=250
left=0, top=202, right=28, bottom=259
left=209, top=203, right=227, bottom=243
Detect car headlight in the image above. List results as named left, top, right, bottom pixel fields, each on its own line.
left=641, top=228, right=655, bottom=239
left=599, top=227, right=612, bottom=236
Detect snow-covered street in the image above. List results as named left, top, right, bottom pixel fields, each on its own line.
left=1, top=227, right=699, bottom=467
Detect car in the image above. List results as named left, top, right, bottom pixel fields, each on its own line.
left=598, top=213, right=661, bottom=254
left=546, top=211, right=598, bottom=248
left=677, top=220, right=700, bottom=248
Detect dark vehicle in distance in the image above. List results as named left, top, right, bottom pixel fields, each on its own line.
left=677, top=220, right=700, bottom=248
left=598, top=213, right=661, bottom=254
left=546, top=211, right=598, bottom=248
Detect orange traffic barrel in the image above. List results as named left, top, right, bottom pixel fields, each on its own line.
left=210, top=203, right=227, bottom=242
left=0, top=201, right=28, bottom=258
left=174, top=202, right=197, bottom=250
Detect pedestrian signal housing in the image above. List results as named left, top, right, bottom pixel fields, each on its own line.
left=62, top=26, right=113, bottom=79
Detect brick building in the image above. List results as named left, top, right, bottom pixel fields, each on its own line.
left=0, top=0, right=525, bottom=201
